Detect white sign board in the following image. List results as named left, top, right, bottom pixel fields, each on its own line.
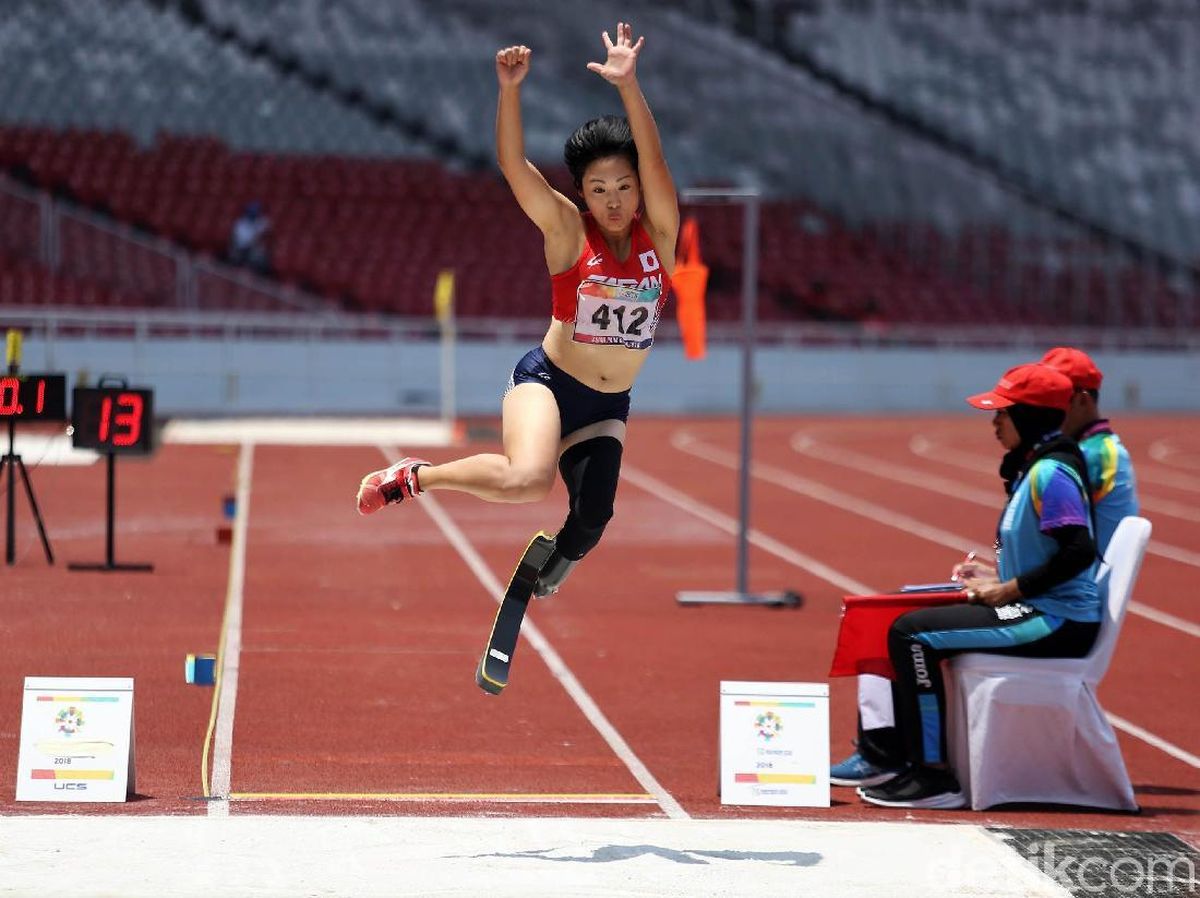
left=719, top=681, right=829, bottom=807
left=15, top=677, right=135, bottom=803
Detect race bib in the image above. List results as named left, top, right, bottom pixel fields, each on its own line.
left=572, top=279, right=661, bottom=350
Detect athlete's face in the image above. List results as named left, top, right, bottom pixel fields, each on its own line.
left=993, top=409, right=1021, bottom=450
left=580, top=156, right=640, bottom=234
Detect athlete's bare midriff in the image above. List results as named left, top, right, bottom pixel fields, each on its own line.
left=541, top=318, right=649, bottom=393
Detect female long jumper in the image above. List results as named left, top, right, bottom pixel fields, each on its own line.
left=357, top=22, right=680, bottom=602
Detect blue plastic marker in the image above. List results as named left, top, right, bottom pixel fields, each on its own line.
left=185, top=654, right=217, bottom=686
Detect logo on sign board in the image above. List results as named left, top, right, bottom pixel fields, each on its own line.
left=754, top=711, right=783, bottom=741
left=56, top=706, right=84, bottom=736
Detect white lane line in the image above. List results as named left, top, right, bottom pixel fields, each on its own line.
left=793, top=431, right=1200, bottom=636
left=1137, top=494, right=1200, bottom=524
left=380, top=447, right=688, bottom=821
left=1124, top=601, right=1200, bottom=640
left=1138, top=466, right=1200, bottom=492
left=1106, top=713, right=1200, bottom=770
left=1149, top=439, right=1174, bottom=463
left=915, top=429, right=1200, bottom=498
left=673, top=431, right=984, bottom=558
left=909, top=434, right=994, bottom=472
left=619, top=464, right=876, bottom=596
left=207, top=441, right=255, bottom=816
left=804, top=430, right=1200, bottom=523
left=634, top=440, right=1200, bottom=775
left=1145, top=438, right=1200, bottom=471
left=794, top=433, right=999, bottom=506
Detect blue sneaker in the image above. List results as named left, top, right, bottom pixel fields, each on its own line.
left=830, top=751, right=903, bottom=787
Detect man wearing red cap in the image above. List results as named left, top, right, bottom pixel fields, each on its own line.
left=858, top=363, right=1101, bottom=809
left=1041, top=347, right=1140, bottom=554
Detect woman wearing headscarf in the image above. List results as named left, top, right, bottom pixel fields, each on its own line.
left=860, top=363, right=1100, bottom=809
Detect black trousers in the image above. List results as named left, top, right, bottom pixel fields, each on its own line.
left=888, top=602, right=1099, bottom=767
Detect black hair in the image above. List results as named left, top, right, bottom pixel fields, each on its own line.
left=563, top=115, right=638, bottom=189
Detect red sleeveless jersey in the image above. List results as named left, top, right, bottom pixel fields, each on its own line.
left=550, top=213, right=671, bottom=338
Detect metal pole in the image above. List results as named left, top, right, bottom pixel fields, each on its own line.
left=5, top=415, right=14, bottom=565
left=105, top=453, right=115, bottom=568
left=675, top=187, right=800, bottom=608
left=735, top=194, right=759, bottom=596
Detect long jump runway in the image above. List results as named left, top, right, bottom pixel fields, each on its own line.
left=1, top=415, right=1198, bottom=896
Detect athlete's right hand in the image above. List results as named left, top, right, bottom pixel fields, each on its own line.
left=496, top=45, right=531, bottom=87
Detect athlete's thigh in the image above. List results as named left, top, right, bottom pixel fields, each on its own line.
left=502, top=382, right=562, bottom=475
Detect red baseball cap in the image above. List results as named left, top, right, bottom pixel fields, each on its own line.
left=966, top=363, right=1074, bottom=411
left=1041, top=346, right=1103, bottom=391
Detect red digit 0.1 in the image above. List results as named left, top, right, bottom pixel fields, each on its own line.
left=113, top=392, right=143, bottom=447
left=35, top=379, right=45, bottom=414
left=0, top=376, right=20, bottom=416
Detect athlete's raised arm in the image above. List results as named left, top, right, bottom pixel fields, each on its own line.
left=495, top=44, right=582, bottom=272
left=587, top=22, right=679, bottom=268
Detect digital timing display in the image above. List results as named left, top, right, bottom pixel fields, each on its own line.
left=71, top=387, right=154, bottom=455
left=0, top=374, right=68, bottom=421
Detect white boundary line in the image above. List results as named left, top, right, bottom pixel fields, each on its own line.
left=208, top=441, right=254, bottom=817
left=379, top=446, right=688, bottom=821
left=645, top=432, right=1200, bottom=770
left=1106, top=714, right=1200, bottom=770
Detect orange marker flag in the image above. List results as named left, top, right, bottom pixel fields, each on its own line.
left=673, top=216, right=708, bottom=360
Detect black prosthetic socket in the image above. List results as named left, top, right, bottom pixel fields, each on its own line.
left=552, top=436, right=623, bottom=560
left=535, top=436, right=623, bottom=596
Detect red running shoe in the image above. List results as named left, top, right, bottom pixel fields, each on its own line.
left=356, top=457, right=430, bottom=515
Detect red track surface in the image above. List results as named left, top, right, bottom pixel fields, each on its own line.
left=1, top=416, right=1197, bottom=845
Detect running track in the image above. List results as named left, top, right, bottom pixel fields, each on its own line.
left=1, top=415, right=1196, bottom=846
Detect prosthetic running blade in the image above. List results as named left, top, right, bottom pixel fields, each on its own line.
left=475, top=531, right=557, bottom=695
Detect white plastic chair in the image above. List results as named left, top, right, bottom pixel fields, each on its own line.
left=946, top=516, right=1152, bottom=811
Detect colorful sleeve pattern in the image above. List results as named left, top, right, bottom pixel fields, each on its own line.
left=1030, top=460, right=1089, bottom=532
left=1084, top=434, right=1119, bottom=504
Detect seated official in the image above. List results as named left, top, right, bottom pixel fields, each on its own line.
left=831, top=345, right=1140, bottom=791
left=859, top=363, right=1100, bottom=810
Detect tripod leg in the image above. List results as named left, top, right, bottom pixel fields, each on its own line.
left=15, top=455, right=54, bottom=565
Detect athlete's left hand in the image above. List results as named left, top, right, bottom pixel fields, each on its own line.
left=964, top=578, right=1022, bottom=608
left=587, top=21, right=643, bottom=86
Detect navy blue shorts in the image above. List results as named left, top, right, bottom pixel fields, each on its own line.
left=506, top=346, right=631, bottom=439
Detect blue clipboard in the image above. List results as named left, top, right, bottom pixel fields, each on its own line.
left=899, top=581, right=965, bottom=594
